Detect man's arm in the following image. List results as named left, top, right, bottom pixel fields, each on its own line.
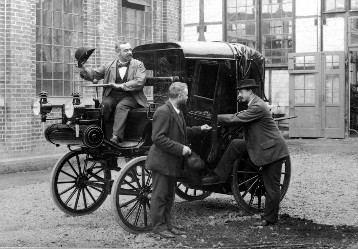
left=218, top=103, right=263, bottom=124
left=122, top=61, right=146, bottom=92
left=78, top=65, right=107, bottom=82
left=151, top=108, right=184, bottom=156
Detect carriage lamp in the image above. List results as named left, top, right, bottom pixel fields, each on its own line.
left=64, top=93, right=85, bottom=118
left=32, top=91, right=53, bottom=122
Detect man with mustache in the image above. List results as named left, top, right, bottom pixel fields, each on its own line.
left=201, top=79, right=289, bottom=226
left=146, top=82, right=211, bottom=238
left=78, top=41, right=148, bottom=144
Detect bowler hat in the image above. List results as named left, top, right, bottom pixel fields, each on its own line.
left=236, top=79, right=259, bottom=90
left=75, top=47, right=95, bottom=67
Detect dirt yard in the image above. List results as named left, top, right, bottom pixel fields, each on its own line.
left=0, top=138, right=357, bottom=248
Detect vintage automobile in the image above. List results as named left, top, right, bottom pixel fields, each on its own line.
left=32, top=41, right=291, bottom=234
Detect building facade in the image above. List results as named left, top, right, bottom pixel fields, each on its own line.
left=0, top=0, right=181, bottom=156
left=183, top=0, right=358, bottom=138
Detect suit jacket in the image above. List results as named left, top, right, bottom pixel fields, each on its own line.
left=218, top=96, right=289, bottom=166
left=146, top=101, right=202, bottom=177
left=81, top=58, right=149, bottom=107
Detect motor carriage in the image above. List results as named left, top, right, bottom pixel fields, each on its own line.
left=33, top=41, right=291, bottom=234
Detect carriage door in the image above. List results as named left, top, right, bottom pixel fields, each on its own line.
left=288, top=52, right=345, bottom=138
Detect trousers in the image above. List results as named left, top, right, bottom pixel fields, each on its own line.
left=101, top=93, right=138, bottom=140
left=150, top=171, right=176, bottom=232
left=214, top=139, right=282, bottom=223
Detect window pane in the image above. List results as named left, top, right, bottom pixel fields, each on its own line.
left=43, top=10, right=52, bottom=26
left=53, top=29, right=63, bottom=45
left=351, top=0, right=358, bottom=9
left=73, top=0, right=82, bottom=14
left=43, top=80, right=53, bottom=94
left=43, top=27, right=52, bottom=44
left=64, top=0, right=73, bottom=12
left=43, top=45, right=52, bottom=61
left=43, top=63, right=52, bottom=79
left=53, top=80, right=63, bottom=96
left=323, top=17, right=344, bottom=51
left=64, top=81, right=71, bottom=96
left=43, top=0, right=52, bottom=10
left=64, top=31, right=73, bottom=46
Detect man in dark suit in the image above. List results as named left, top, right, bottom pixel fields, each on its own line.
left=78, top=41, right=148, bottom=143
left=146, top=82, right=211, bottom=238
left=202, top=79, right=289, bottom=226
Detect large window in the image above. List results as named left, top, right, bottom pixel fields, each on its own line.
left=227, top=0, right=256, bottom=47
left=118, top=0, right=152, bottom=47
left=226, top=0, right=293, bottom=66
left=36, top=0, right=84, bottom=96
left=261, top=0, right=293, bottom=66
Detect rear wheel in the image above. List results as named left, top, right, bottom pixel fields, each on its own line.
left=111, top=156, right=152, bottom=233
left=232, top=156, right=291, bottom=214
left=175, top=182, right=212, bottom=201
left=50, top=149, right=111, bottom=216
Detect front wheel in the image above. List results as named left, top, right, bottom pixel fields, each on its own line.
left=232, top=156, right=291, bottom=214
left=111, top=156, right=152, bottom=233
left=50, top=149, right=111, bottom=216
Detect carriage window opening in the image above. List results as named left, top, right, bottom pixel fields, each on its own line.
left=196, top=63, right=219, bottom=100
left=156, top=51, right=181, bottom=77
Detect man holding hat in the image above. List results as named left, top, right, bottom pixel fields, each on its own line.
left=201, top=79, right=289, bottom=226
left=77, top=41, right=148, bottom=144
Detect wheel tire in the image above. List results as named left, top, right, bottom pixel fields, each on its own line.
left=111, top=156, right=152, bottom=233
left=50, top=149, right=111, bottom=216
left=175, top=182, right=212, bottom=201
left=232, top=156, right=291, bottom=214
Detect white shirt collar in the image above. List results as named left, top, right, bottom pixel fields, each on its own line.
left=169, top=100, right=180, bottom=114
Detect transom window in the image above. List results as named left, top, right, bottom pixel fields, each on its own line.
left=36, top=0, right=84, bottom=97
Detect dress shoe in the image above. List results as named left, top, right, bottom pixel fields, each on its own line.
left=253, top=219, right=276, bottom=226
left=201, top=173, right=225, bottom=185
left=110, top=135, right=122, bottom=144
left=153, top=229, right=175, bottom=239
left=169, top=227, right=186, bottom=235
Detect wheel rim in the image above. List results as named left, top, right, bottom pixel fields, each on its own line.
left=113, top=158, right=152, bottom=232
left=175, top=182, right=211, bottom=201
left=51, top=151, right=110, bottom=215
left=232, top=156, right=291, bottom=214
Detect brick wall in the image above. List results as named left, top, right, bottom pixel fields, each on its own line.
left=0, top=0, right=37, bottom=156
left=0, top=0, right=181, bottom=157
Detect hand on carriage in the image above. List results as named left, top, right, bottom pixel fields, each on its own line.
left=182, top=145, right=192, bottom=156
left=200, top=124, right=212, bottom=131
left=109, top=82, right=125, bottom=90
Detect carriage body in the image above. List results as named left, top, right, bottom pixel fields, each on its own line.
left=33, top=41, right=290, bottom=234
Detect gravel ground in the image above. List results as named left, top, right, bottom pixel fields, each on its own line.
left=0, top=138, right=357, bottom=248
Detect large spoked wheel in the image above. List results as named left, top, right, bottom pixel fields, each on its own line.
left=232, top=156, right=291, bottom=214
left=175, top=182, right=212, bottom=201
left=111, top=156, right=152, bottom=233
left=50, top=149, right=111, bottom=216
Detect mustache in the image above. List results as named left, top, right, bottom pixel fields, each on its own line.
left=237, top=96, right=243, bottom=102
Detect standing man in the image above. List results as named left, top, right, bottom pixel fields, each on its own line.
left=201, top=79, right=289, bottom=226
left=146, top=82, right=211, bottom=238
left=78, top=41, right=148, bottom=144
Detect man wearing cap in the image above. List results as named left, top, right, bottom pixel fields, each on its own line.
left=201, top=79, right=289, bottom=226
left=77, top=41, right=148, bottom=144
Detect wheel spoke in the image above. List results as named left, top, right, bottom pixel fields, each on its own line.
left=249, top=183, right=259, bottom=206
left=131, top=168, right=142, bottom=189
left=143, top=201, right=148, bottom=226
left=59, top=184, right=76, bottom=196
left=65, top=187, right=78, bottom=205
left=88, top=185, right=104, bottom=193
left=123, top=178, right=139, bottom=191
left=242, top=178, right=258, bottom=198
left=236, top=171, right=258, bottom=174
left=75, top=154, right=82, bottom=174
left=74, top=188, right=81, bottom=210
left=238, top=175, right=258, bottom=187
left=134, top=203, right=143, bottom=226
left=57, top=180, right=76, bottom=184
left=82, top=188, right=88, bottom=209
left=117, top=188, right=139, bottom=196
left=119, top=197, right=139, bottom=208
left=59, top=169, right=77, bottom=180
left=84, top=186, right=96, bottom=202
left=125, top=200, right=141, bottom=220
left=67, top=161, right=79, bottom=177
left=258, top=182, right=262, bottom=209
